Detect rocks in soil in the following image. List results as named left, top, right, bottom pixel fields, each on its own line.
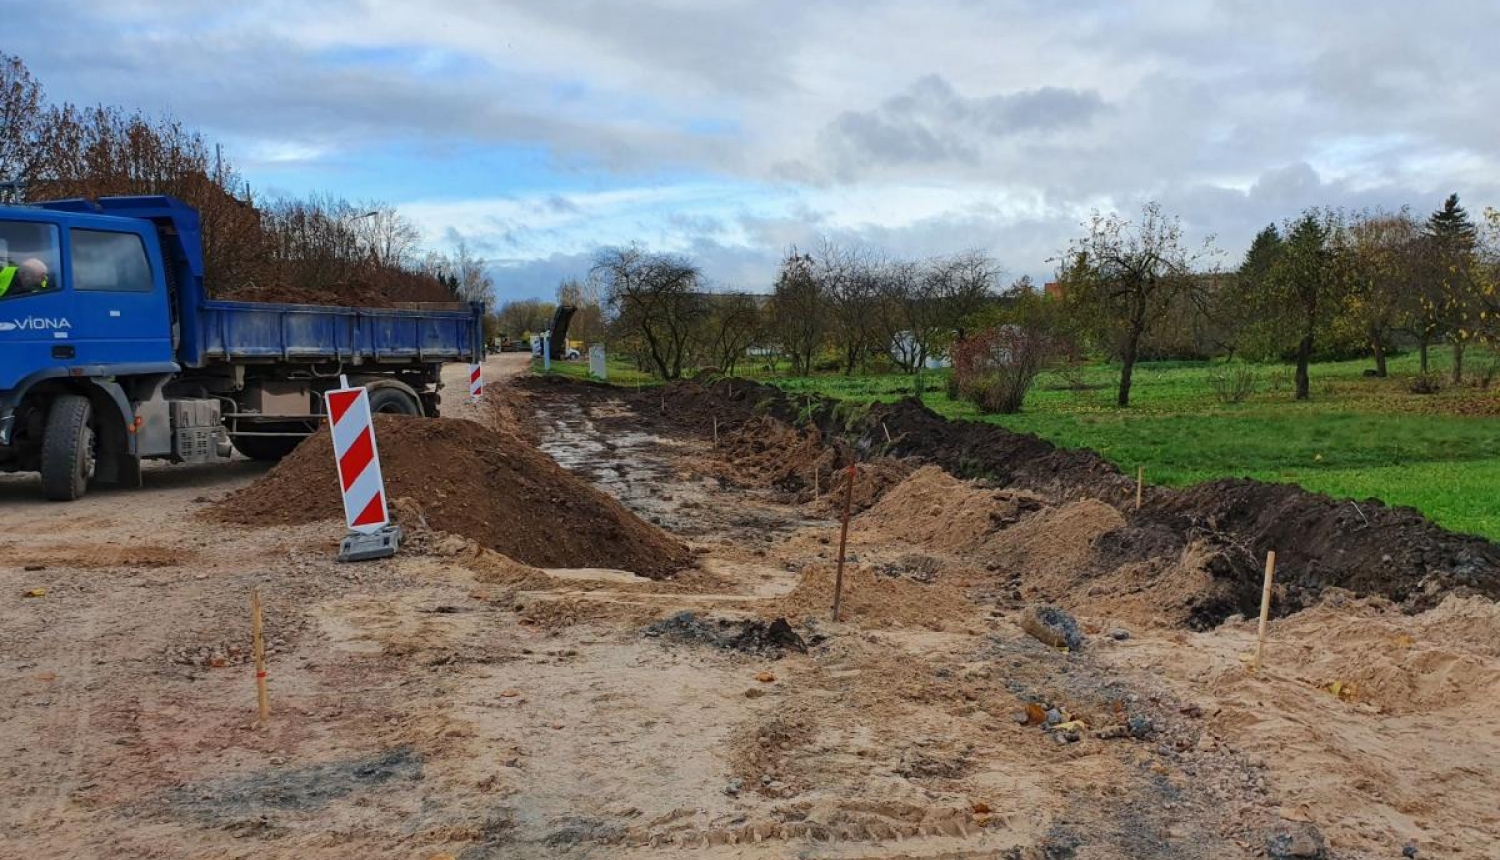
left=1266, top=821, right=1326, bottom=858
left=1019, top=604, right=1084, bottom=650
left=208, top=415, right=691, bottom=578
left=645, top=611, right=807, bottom=655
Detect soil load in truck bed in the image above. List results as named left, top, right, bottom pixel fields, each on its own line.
left=210, top=414, right=693, bottom=578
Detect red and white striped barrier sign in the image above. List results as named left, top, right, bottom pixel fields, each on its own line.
left=469, top=363, right=483, bottom=399
left=324, top=380, right=389, bottom=534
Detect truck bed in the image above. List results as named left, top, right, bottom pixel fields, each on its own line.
left=191, top=298, right=485, bottom=366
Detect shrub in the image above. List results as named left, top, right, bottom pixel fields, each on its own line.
left=1208, top=366, right=1258, bottom=404
left=951, top=326, right=1063, bottom=414
left=1409, top=373, right=1442, bottom=395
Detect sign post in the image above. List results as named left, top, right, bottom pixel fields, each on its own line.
left=326, top=376, right=401, bottom=561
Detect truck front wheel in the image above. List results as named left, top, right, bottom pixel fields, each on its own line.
left=40, top=395, right=96, bottom=501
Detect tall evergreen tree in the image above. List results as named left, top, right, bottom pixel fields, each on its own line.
left=1426, top=193, right=1479, bottom=381
left=1239, top=223, right=1284, bottom=286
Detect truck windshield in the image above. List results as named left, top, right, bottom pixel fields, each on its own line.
left=0, top=221, right=62, bottom=301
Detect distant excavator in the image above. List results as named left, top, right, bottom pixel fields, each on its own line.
left=545, top=305, right=578, bottom=360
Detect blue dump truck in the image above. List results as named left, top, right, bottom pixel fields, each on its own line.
left=0, top=195, right=485, bottom=501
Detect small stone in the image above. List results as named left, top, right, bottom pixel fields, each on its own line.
left=1108, top=628, right=1131, bottom=641
left=755, top=671, right=776, bottom=683
left=500, top=688, right=521, bottom=697
left=1044, top=708, right=1064, bottom=726
left=1267, top=822, right=1326, bottom=859
left=1127, top=716, right=1156, bottom=738
left=971, top=801, right=991, bottom=814
left=1402, top=841, right=1418, bottom=858
left=1019, top=604, right=1084, bottom=650
left=724, top=778, right=742, bottom=796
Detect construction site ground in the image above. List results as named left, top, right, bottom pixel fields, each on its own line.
left=3, top=353, right=1498, bottom=859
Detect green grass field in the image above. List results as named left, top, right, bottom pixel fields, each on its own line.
left=535, top=351, right=1500, bottom=540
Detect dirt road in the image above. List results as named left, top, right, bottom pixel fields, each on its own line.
left=2, top=363, right=1497, bottom=859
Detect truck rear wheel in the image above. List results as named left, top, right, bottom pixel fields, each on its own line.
left=40, top=395, right=95, bottom=501
left=366, top=385, right=422, bottom=416
left=232, top=422, right=311, bottom=461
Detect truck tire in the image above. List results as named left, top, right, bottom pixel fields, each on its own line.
left=40, top=395, right=95, bottom=501
left=231, top=422, right=309, bottom=461
left=366, top=385, right=422, bottom=416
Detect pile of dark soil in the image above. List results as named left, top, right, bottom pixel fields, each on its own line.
left=1143, top=479, right=1500, bottom=608
left=644, top=611, right=808, bottom=655
left=209, top=415, right=692, bottom=578
left=217, top=282, right=465, bottom=309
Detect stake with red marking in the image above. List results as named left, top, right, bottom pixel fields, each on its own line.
left=832, top=461, right=857, bottom=622
left=251, top=586, right=269, bottom=722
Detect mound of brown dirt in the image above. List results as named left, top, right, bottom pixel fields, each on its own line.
left=774, top=564, right=977, bottom=630
left=1255, top=591, right=1500, bottom=716
left=857, top=465, right=1049, bottom=553
left=981, top=499, right=1126, bottom=582
left=806, top=458, right=915, bottom=516
left=859, top=467, right=1248, bottom=628
left=718, top=415, right=842, bottom=496
left=209, top=415, right=692, bottom=578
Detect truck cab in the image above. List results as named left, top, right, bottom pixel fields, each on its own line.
left=0, top=206, right=176, bottom=384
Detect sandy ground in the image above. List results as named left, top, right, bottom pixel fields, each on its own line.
left=2, top=355, right=1497, bottom=859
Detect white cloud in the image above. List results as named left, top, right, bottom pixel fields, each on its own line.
left=15, top=0, right=1500, bottom=297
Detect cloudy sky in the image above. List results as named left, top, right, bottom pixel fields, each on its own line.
left=13, top=1, right=1500, bottom=302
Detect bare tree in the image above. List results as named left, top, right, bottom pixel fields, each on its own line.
left=0, top=53, right=44, bottom=198
left=817, top=240, right=884, bottom=374
left=354, top=204, right=422, bottom=269
left=450, top=239, right=495, bottom=306
left=594, top=245, right=705, bottom=379
left=769, top=249, right=827, bottom=376
left=697, top=291, right=764, bottom=375
left=1059, top=203, right=1218, bottom=406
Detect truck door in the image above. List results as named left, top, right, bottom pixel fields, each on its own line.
left=65, top=227, right=174, bottom=366
left=0, top=220, right=70, bottom=391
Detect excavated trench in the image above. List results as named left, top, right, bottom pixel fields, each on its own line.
left=518, top=374, right=1500, bottom=627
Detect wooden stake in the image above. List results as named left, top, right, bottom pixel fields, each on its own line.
left=832, top=463, right=857, bottom=623
left=1136, top=466, right=1144, bottom=510
left=813, top=467, right=820, bottom=498
left=882, top=422, right=892, bottom=444
left=1252, top=551, right=1277, bottom=674
left=251, top=587, right=270, bottom=722
left=713, top=416, right=719, bottom=447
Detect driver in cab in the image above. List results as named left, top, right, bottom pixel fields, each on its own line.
left=0, top=258, right=50, bottom=298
